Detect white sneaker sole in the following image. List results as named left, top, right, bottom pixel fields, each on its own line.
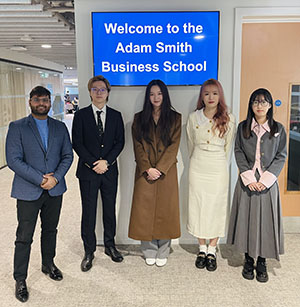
left=145, top=258, right=156, bottom=266
left=156, top=258, right=167, bottom=267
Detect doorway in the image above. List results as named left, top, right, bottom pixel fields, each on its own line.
left=233, top=8, right=300, bottom=219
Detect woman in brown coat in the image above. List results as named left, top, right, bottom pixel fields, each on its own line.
left=128, top=79, right=181, bottom=267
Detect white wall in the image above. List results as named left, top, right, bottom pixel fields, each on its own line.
left=74, top=0, right=300, bottom=244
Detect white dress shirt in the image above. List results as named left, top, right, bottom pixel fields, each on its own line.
left=91, top=103, right=107, bottom=131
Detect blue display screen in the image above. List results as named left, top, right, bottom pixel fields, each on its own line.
left=92, top=11, right=219, bottom=86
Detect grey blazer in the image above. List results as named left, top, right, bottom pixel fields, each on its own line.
left=235, top=120, right=287, bottom=178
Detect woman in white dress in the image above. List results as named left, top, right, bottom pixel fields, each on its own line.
left=186, top=79, right=235, bottom=271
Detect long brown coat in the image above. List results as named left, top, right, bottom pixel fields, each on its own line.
left=128, top=110, right=181, bottom=241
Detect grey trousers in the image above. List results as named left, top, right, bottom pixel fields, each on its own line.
left=141, top=239, right=171, bottom=259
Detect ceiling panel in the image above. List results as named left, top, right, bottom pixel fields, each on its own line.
left=0, top=0, right=77, bottom=70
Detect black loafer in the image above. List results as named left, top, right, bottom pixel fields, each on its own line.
left=15, top=280, right=29, bottom=303
left=42, top=263, right=63, bottom=281
left=105, top=246, right=123, bottom=263
left=206, top=253, right=217, bottom=271
left=195, top=252, right=206, bottom=269
left=256, top=261, right=268, bottom=283
left=81, top=253, right=94, bottom=272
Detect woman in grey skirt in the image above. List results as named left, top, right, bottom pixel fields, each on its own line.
left=227, top=88, right=287, bottom=283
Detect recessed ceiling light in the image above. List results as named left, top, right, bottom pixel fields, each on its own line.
left=16, top=67, right=22, bottom=70
left=10, top=46, right=27, bottom=51
left=62, top=42, right=72, bottom=46
left=20, top=35, right=33, bottom=42
left=41, top=44, right=52, bottom=49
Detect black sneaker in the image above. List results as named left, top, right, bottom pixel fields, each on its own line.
left=256, top=261, right=269, bottom=283
left=242, top=259, right=254, bottom=280
left=195, top=252, right=206, bottom=269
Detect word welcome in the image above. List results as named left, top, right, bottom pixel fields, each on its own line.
left=104, top=22, right=203, bottom=35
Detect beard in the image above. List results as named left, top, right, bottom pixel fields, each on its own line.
left=30, top=105, right=50, bottom=116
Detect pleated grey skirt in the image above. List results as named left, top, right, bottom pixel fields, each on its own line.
left=227, top=176, right=284, bottom=260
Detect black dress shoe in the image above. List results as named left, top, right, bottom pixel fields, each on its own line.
left=256, top=261, right=269, bottom=283
left=195, top=252, right=206, bottom=269
left=206, top=253, right=217, bottom=271
left=81, top=253, right=94, bottom=272
left=105, top=246, right=123, bottom=263
left=42, top=263, right=63, bottom=281
left=15, top=280, right=29, bottom=303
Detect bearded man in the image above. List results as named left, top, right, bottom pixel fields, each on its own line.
left=5, top=86, right=73, bottom=303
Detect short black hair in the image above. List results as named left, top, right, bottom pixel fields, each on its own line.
left=29, top=86, right=51, bottom=99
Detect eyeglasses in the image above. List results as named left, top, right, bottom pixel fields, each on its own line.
left=252, top=100, right=270, bottom=107
left=91, top=87, right=108, bottom=94
left=30, top=97, right=50, bottom=103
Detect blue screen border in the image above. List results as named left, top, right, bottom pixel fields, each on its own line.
left=91, top=11, right=220, bottom=87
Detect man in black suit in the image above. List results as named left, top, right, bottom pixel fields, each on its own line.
left=72, top=75, right=125, bottom=271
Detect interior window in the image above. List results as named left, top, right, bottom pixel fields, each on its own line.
left=287, top=84, right=300, bottom=191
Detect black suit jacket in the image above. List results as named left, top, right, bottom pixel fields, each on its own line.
left=72, top=104, right=125, bottom=180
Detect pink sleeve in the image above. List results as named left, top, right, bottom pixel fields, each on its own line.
left=259, top=171, right=277, bottom=188
left=240, top=170, right=257, bottom=186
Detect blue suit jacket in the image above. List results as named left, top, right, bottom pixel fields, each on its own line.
left=5, top=114, right=73, bottom=201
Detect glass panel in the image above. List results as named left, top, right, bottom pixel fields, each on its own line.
left=287, top=84, right=300, bottom=191
left=0, top=60, right=63, bottom=168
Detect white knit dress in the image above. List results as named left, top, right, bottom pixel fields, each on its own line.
left=186, top=110, right=236, bottom=238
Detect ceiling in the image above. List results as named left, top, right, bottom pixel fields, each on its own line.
left=0, top=0, right=76, bottom=70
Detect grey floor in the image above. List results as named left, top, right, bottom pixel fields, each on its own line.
left=1, top=155, right=300, bottom=307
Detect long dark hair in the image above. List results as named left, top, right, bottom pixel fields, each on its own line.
left=197, top=79, right=230, bottom=138
left=242, top=88, right=278, bottom=139
left=136, top=79, right=176, bottom=146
